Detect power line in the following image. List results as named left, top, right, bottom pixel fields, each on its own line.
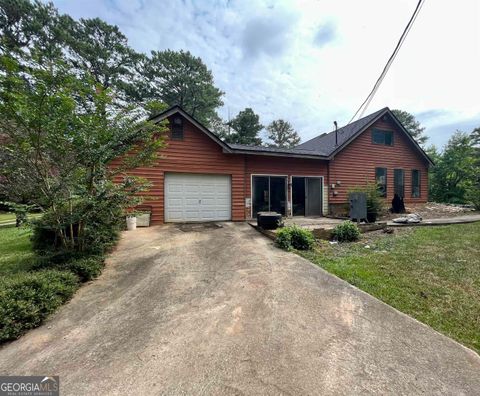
left=348, top=0, right=426, bottom=123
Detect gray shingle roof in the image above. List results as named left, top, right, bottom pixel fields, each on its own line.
left=227, top=143, right=329, bottom=157
left=296, top=107, right=389, bottom=154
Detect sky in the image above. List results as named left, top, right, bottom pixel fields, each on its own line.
left=52, top=0, right=480, bottom=149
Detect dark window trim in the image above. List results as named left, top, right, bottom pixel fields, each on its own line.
left=371, top=129, right=394, bottom=146
left=375, top=167, right=387, bottom=197
left=171, top=116, right=184, bottom=140
left=411, top=169, right=421, bottom=198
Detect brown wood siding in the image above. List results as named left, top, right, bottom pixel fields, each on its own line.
left=110, top=117, right=245, bottom=224
left=328, top=119, right=429, bottom=204
left=245, top=156, right=328, bottom=219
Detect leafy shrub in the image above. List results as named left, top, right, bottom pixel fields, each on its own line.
left=466, top=185, right=480, bottom=210
left=0, top=270, right=78, bottom=342
left=31, top=199, right=122, bottom=255
left=332, top=221, right=361, bottom=242
left=68, top=257, right=104, bottom=282
left=349, top=183, right=384, bottom=222
left=276, top=225, right=315, bottom=250
left=32, top=254, right=104, bottom=282
left=276, top=227, right=293, bottom=250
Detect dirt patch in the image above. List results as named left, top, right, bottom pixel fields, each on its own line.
left=380, top=202, right=478, bottom=220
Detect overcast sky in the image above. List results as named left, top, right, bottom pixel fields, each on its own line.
left=53, top=0, right=480, bottom=149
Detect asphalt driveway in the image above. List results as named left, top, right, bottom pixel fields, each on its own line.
left=0, top=222, right=479, bottom=395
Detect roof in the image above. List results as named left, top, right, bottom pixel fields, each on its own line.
left=296, top=107, right=388, bottom=154
left=296, top=107, right=434, bottom=165
left=148, top=105, right=433, bottom=164
left=227, top=143, right=329, bottom=158
left=148, top=105, right=329, bottom=159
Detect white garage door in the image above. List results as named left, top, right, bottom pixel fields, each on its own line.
left=165, top=173, right=231, bottom=222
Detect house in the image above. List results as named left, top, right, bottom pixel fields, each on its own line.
left=113, top=105, right=433, bottom=224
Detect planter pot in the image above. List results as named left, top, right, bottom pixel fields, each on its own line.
left=136, top=213, right=151, bottom=227
left=126, top=216, right=137, bottom=231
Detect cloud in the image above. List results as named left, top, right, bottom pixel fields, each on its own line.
left=425, top=114, right=480, bottom=148
left=415, top=109, right=448, bottom=122
left=313, top=22, right=336, bottom=47
left=241, top=11, right=297, bottom=59
left=50, top=0, right=480, bottom=147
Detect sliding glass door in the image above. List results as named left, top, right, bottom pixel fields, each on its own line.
left=252, top=176, right=287, bottom=217
left=292, top=177, right=323, bottom=217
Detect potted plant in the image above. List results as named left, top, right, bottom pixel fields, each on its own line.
left=135, top=209, right=152, bottom=227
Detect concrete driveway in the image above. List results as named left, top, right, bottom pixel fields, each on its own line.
left=1, top=222, right=479, bottom=395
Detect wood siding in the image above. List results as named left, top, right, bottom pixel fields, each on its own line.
left=112, top=112, right=429, bottom=224
left=328, top=118, right=430, bottom=205
left=110, top=117, right=245, bottom=224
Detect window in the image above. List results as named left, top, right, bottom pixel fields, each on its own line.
left=171, top=116, right=184, bottom=140
left=372, top=129, right=393, bottom=146
left=375, top=168, right=387, bottom=197
left=394, top=169, right=405, bottom=198
left=411, top=169, right=421, bottom=198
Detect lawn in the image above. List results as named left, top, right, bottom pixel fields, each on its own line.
left=0, top=212, right=42, bottom=225
left=0, top=226, right=35, bottom=274
left=301, top=222, right=480, bottom=353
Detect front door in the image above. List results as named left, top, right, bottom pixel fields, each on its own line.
left=252, top=176, right=287, bottom=217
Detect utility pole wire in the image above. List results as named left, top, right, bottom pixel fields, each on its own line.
left=349, top=0, right=426, bottom=124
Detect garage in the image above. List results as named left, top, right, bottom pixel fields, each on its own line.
left=165, top=173, right=231, bottom=222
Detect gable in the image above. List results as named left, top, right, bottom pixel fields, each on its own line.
left=296, top=108, right=433, bottom=165
left=338, top=116, right=430, bottom=166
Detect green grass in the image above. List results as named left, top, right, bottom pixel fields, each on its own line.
left=0, top=226, right=35, bottom=274
left=301, top=223, right=480, bottom=353
left=0, top=212, right=42, bottom=225
left=0, top=212, right=16, bottom=224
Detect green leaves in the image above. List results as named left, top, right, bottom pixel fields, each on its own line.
left=266, top=119, right=300, bottom=148
left=392, top=109, right=428, bottom=146
left=428, top=132, right=477, bottom=204
left=225, top=107, right=263, bottom=145
left=143, top=49, right=224, bottom=125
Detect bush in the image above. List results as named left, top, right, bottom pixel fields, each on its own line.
left=68, top=257, right=104, bottom=282
left=276, top=225, right=315, bottom=250
left=0, top=270, right=78, bottom=342
left=466, top=185, right=480, bottom=210
left=332, top=221, right=361, bottom=242
left=31, top=199, right=122, bottom=255
left=32, top=254, right=104, bottom=282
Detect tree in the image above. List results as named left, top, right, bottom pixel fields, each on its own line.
left=143, top=50, right=224, bottom=125
left=65, top=17, right=143, bottom=106
left=392, top=109, right=428, bottom=146
left=225, top=108, right=263, bottom=145
left=0, top=0, right=70, bottom=62
left=209, top=113, right=231, bottom=140
left=428, top=132, right=476, bottom=203
left=466, top=127, right=480, bottom=209
left=266, top=119, right=300, bottom=148
left=0, top=53, right=167, bottom=251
